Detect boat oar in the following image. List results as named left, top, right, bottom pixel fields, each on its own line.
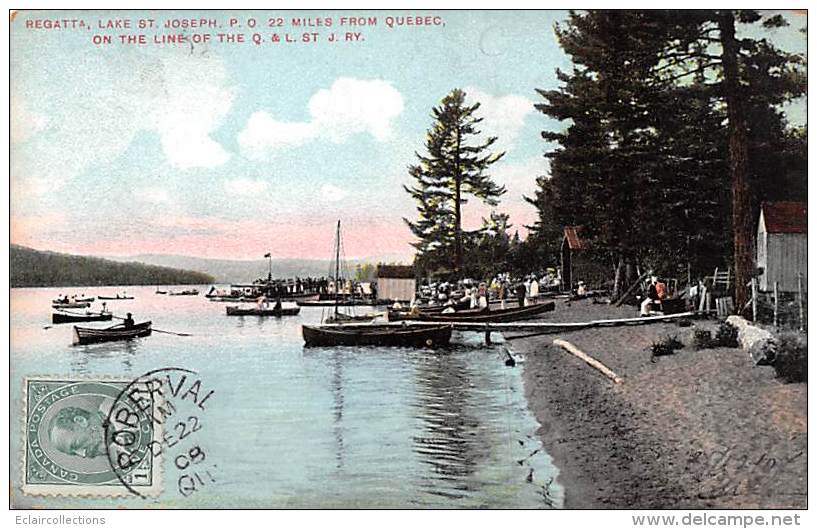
left=108, top=314, right=192, bottom=337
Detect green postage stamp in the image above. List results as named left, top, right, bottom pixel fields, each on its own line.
left=23, top=378, right=161, bottom=496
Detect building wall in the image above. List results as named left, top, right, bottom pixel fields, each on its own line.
left=572, top=255, right=610, bottom=289
left=760, top=234, right=807, bottom=293
left=377, top=278, right=416, bottom=301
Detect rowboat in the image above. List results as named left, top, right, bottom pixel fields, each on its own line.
left=297, top=298, right=376, bottom=307
left=73, top=321, right=152, bottom=345
left=169, top=289, right=199, bottom=296
left=389, top=301, right=556, bottom=323
left=226, top=305, right=301, bottom=317
left=302, top=323, right=452, bottom=348
left=53, top=311, right=113, bottom=324
left=323, top=312, right=377, bottom=323
left=52, top=302, right=91, bottom=309
left=52, top=296, right=95, bottom=303
left=208, top=295, right=256, bottom=302
left=98, top=295, right=134, bottom=300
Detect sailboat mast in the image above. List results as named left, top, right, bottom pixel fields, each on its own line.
left=335, top=220, right=341, bottom=317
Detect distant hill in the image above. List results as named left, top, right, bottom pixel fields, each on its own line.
left=108, top=254, right=409, bottom=283
left=10, top=245, right=214, bottom=287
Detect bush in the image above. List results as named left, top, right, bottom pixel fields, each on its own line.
left=714, top=322, right=739, bottom=348
left=651, top=334, right=684, bottom=360
left=693, top=329, right=714, bottom=350
left=774, top=332, right=807, bottom=383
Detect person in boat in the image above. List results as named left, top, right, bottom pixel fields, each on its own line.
left=123, top=312, right=135, bottom=328
left=101, top=302, right=108, bottom=314
left=274, top=297, right=282, bottom=311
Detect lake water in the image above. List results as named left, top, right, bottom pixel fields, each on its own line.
left=10, top=286, right=563, bottom=508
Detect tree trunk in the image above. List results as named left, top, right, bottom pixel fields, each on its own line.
left=612, top=255, right=625, bottom=300
left=453, top=125, right=463, bottom=275
left=718, top=11, right=753, bottom=310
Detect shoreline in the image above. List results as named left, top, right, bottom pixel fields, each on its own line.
left=511, top=299, right=807, bottom=509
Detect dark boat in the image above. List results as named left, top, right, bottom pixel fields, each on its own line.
left=73, top=321, right=152, bottom=345
left=297, top=298, right=376, bottom=307
left=390, top=301, right=556, bottom=323
left=53, top=311, right=113, bottom=324
left=226, top=305, right=301, bottom=317
left=52, top=296, right=95, bottom=303
left=52, top=301, right=91, bottom=309
left=303, top=323, right=452, bottom=348
left=169, top=289, right=199, bottom=296
left=155, top=289, right=168, bottom=294
left=302, top=220, right=440, bottom=347
left=324, top=312, right=377, bottom=323
left=98, top=295, right=134, bottom=300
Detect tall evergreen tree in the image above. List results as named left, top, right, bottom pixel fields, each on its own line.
left=536, top=11, right=674, bottom=295
left=404, top=89, right=506, bottom=275
left=647, top=9, right=806, bottom=308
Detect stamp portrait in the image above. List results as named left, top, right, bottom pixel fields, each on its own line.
left=23, top=378, right=161, bottom=497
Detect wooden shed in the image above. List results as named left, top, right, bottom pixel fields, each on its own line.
left=560, top=226, right=608, bottom=291
left=756, top=202, right=807, bottom=293
left=376, top=265, right=416, bottom=302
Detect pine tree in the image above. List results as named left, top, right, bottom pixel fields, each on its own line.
left=404, top=89, right=506, bottom=276
left=535, top=11, right=672, bottom=295
left=647, top=9, right=806, bottom=308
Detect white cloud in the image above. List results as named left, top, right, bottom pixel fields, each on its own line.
left=11, top=50, right=234, bottom=196
left=309, top=78, right=404, bottom=142
left=149, top=54, right=234, bottom=169
left=238, top=113, right=316, bottom=159
left=463, top=87, right=534, bottom=152
left=10, top=95, right=47, bottom=144
left=238, top=78, right=404, bottom=160
left=224, top=177, right=269, bottom=196
left=320, top=183, right=349, bottom=203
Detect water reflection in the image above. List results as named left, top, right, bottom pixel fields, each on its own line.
left=410, top=348, right=485, bottom=501
left=331, top=350, right=345, bottom=470
left=69, top=339, right=141, bottom=375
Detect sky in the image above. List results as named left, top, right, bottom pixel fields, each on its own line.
left=9, top=9, right=807, bottom=262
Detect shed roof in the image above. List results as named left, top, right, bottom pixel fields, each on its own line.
left=563, top=226, right=589, bottom=251
left=761, top=201, right=807, bottom=234
left=376, top=265, right=415, bottom=279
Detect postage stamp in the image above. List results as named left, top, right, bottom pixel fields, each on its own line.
left=22, top=378, right=161, bottom=497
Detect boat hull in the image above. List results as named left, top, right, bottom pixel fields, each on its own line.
left=53, top=312, right=113, bottom=324
left=226, top=306, right=301, bottom=316
left=302, top=324, right=452, bottom=348
left=297, top=299, right=377, bottom=307
left=391, top=301, right=556, bottom=323
left=73, top=322, right=152, bottom=345
left=52, top=302, right=91, bottom=309
left=97, top=296, right=134, bottom=300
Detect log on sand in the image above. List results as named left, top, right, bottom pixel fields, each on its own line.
left=553, top=339, right=623, bottom=384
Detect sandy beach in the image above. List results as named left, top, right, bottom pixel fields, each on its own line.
left=511, top=299, right=807, bottom=509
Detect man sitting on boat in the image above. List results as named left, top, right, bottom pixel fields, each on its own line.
left=124, top=312, right=135, bottom=328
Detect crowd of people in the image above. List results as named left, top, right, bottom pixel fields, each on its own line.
left=249, top=276, right=378, bottom=300
left=411, top=270, right=563, bottom=311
